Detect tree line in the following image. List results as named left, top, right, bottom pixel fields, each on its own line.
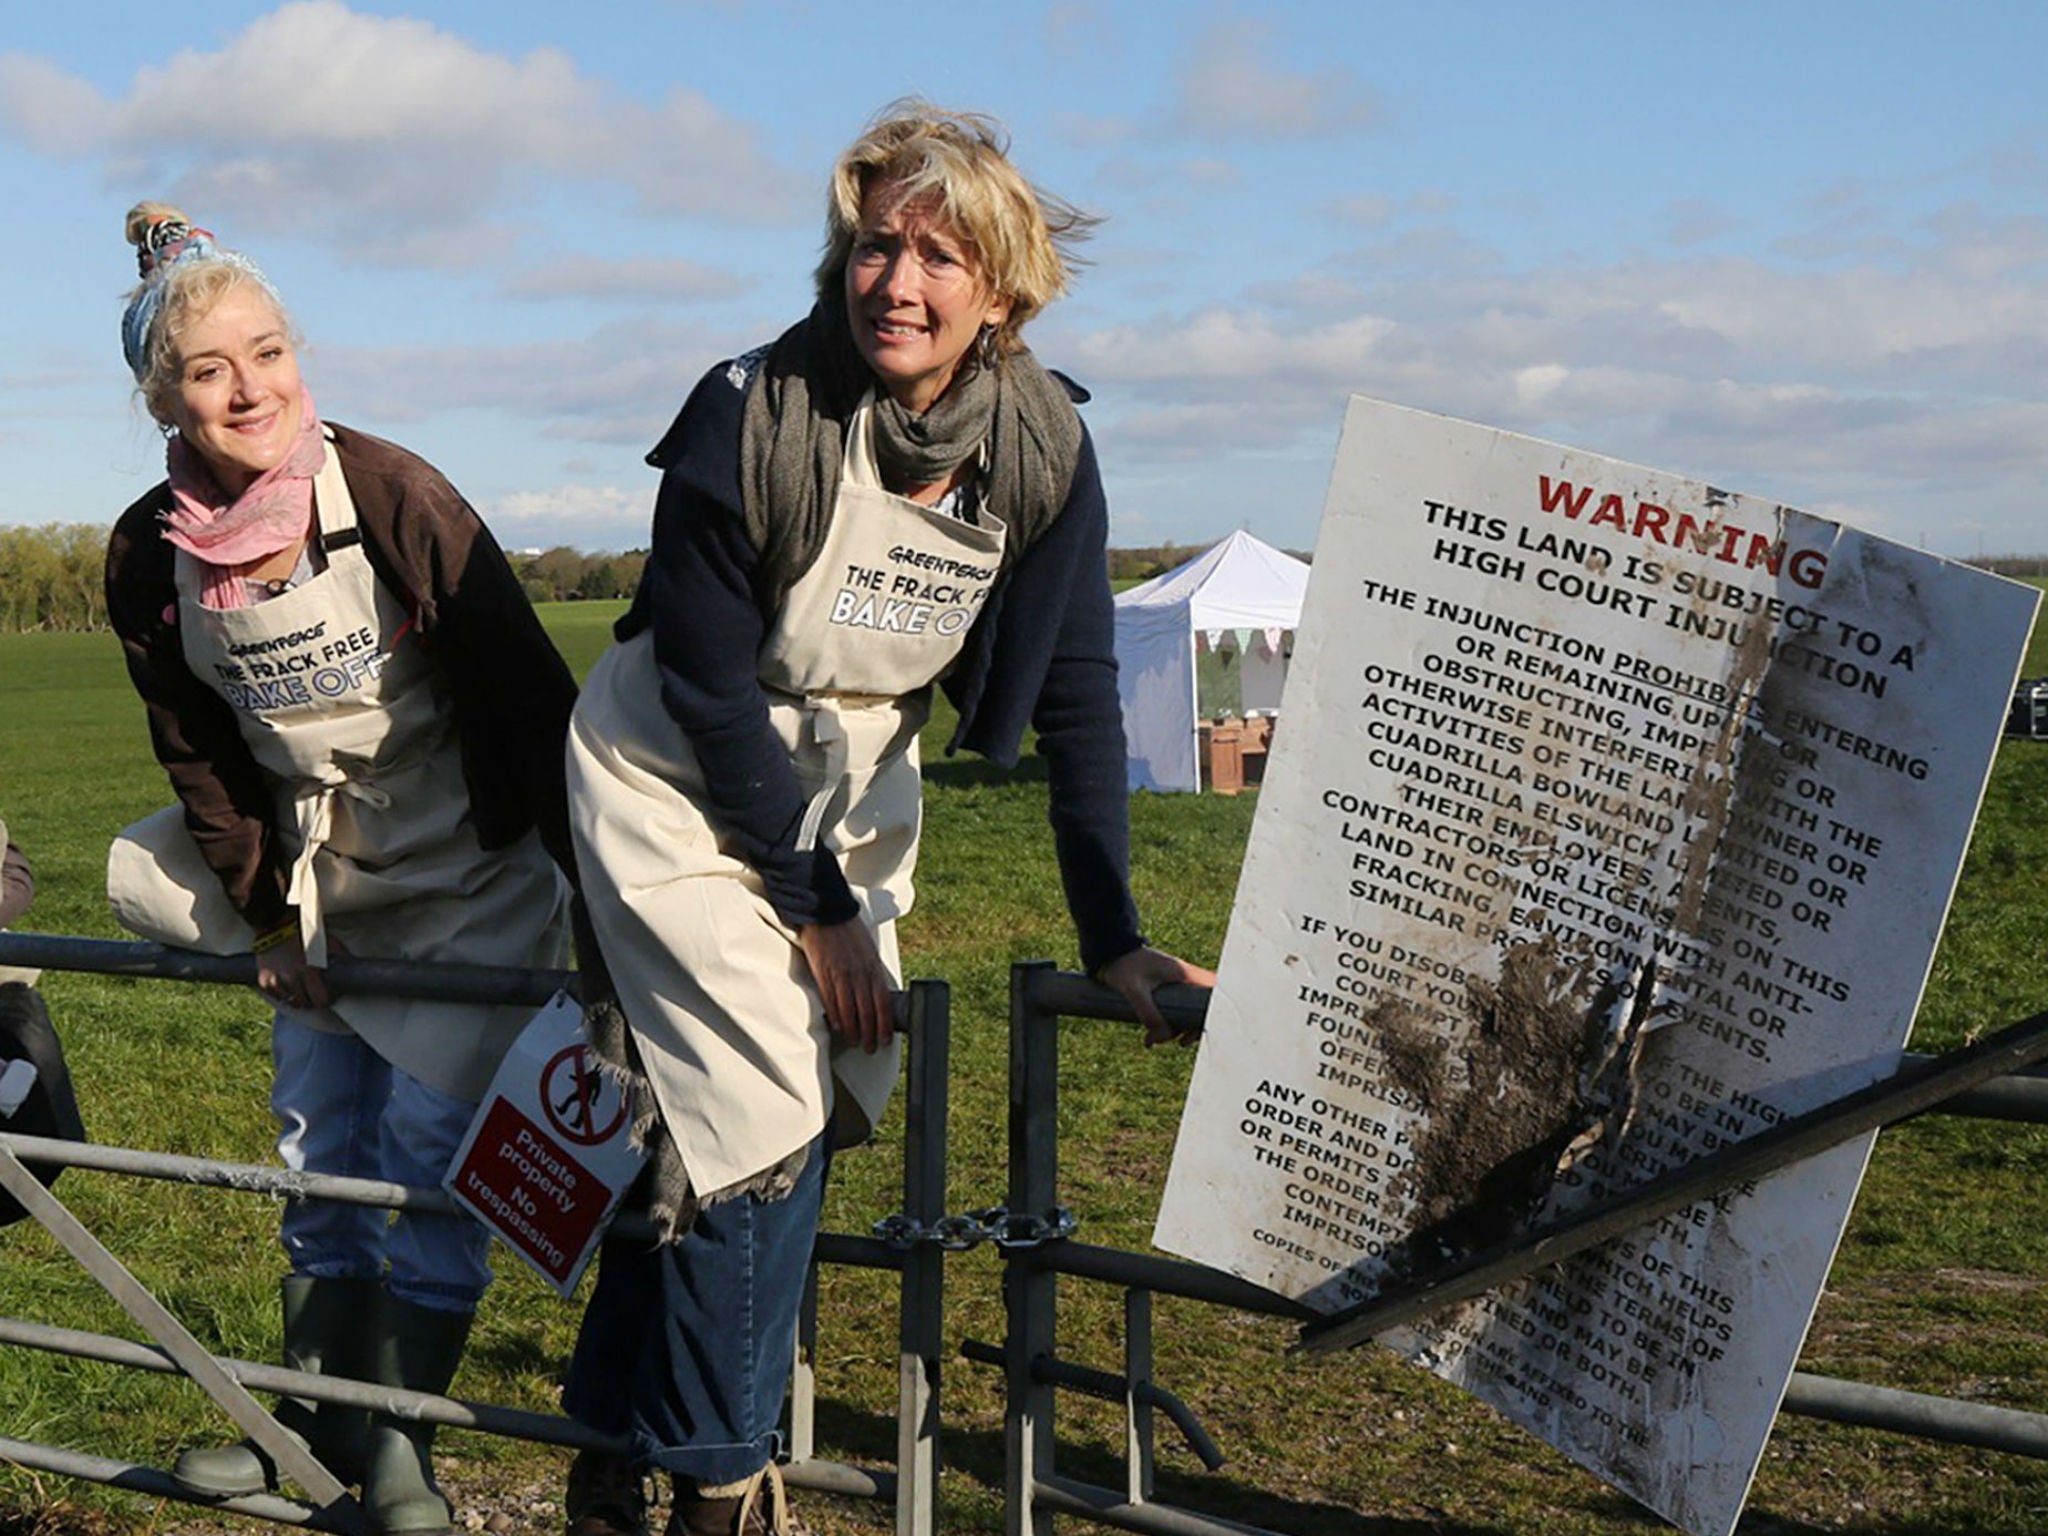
left=0, top=528, right=1287, bottom=633
left=511, top=547, right=648, bottom=604
left=0, top=527, right=654, bottom=633
left=13, top=522, right=2023, bottom=635
left=0, top=525, right=109, bottom=632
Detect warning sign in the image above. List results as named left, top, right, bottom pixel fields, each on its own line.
left=1154, top=397, right=2038, bottom=1536
left=446, top=992, right=643, bottom=1294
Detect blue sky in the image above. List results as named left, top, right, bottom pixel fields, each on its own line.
left=5, top=1, right=2044, bottom=557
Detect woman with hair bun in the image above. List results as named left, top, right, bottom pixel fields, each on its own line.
left=557, top=104, right=1213, bottom=1536
left=104, top=203, right=578, bottom=1536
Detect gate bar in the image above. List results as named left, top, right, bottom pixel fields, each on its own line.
left=1300, top=1006, right=2048, bottom=1352
left=0, top=1146, right=364, bottom=1530
left=0, top=932, right=570, bottom=1007
left=0, top=1133, right=904, bottom=1272
left=1782, top=1372, right=2048, bottom=1459
left=1033, top=1472, right=1276, bottom=1536
left=0, top=939, right=939, bottom=1533
left=0, top=1435, right=347, bottom=1533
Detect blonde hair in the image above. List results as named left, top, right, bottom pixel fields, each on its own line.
left=122, top=201, right=299, bottom=417
left=814, top=101, right=1097, bottom=353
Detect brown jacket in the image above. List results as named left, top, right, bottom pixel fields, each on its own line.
left=105, top=424, right=578, bottom=930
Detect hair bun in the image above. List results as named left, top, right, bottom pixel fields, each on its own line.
left=124, top=201, right=204, bottom=279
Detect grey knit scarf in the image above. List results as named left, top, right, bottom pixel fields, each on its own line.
left=740, top=294, right=1083, bottom=606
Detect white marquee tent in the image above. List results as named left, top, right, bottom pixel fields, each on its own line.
left=1114, top=530, right=1311, bottom=792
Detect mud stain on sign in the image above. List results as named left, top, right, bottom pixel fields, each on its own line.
left=1366, top=514, right=1795, bottom=1285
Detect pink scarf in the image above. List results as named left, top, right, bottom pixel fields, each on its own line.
left=161, top=388, right=326, bottom=610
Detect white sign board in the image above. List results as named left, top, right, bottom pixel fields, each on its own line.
left=446, top=992, right=643, bottom=1295
left=1155, top=398, right=2038, bottom=1536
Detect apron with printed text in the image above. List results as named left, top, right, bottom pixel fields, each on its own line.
left=569, top=397, right=1006, bottom=1194
left=113, top=443, right=567, bottom=1101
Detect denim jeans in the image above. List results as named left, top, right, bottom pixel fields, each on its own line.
left=271, top=1014, right=493, bottom=1312
left=562, top=1131, right=829, bottom=1487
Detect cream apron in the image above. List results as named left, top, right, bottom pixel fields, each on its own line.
left=569, top=398, right=1005, bottom=1195
left=108, top=443, right=569, bottom=1102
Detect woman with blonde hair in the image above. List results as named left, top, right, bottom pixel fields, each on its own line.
left=558, top=103, right=1213, bottom=1536
left=105, top=204, right=577, bottom=1535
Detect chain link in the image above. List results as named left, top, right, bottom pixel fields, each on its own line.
left=873, top=1204, right=1078, bottom=1252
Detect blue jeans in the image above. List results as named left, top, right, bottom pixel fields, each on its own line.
left=562, top=1132, right=829, bottom=1487
left=271, top=1015, right=493, bottom=1313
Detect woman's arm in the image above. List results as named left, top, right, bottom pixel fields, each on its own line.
left=345, top=430, right=583, bottom=881
left=104, top=507, right=293, bottom=931
left=636, top=464, right=860, bottom=930
left=633, top=370, right=861, bottom=931
left=1016, top=434, right=1217, bottom=1037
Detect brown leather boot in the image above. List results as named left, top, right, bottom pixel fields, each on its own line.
left=664, top=1465, right=795, bottom=1536
left=564, top=1448, right=650, bottom=1536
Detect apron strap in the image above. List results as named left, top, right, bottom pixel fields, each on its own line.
left=284, top=777, right=395, bottom=965
left=794, top=699, right=851, bottom=854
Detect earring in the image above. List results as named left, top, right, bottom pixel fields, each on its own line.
left=977, top=323, right=1000, bottom=371
left=157, top=420, right=176, bottom=440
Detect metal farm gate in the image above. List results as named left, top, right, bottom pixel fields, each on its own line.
left=1, top=936, right=2045, bottom=1536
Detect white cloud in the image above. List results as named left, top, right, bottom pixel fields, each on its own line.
left=484, top=483, right=651, bottom=552
left=0, top=54, right=103, bottom=156
left=1074, top=308, right=1395, bottom=388
left=1169, top=18, right=1379, bottom=141
left=0, top=1, right=801, bottom=266
left=500, top=257, right=751, bottom=303
left=1069, top=210, right=2048, bottom=556
left=314, top=315, right=736, bottom=447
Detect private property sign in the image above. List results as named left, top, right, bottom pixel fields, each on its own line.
left=1155, top=397, right=2038, bottom=1536
left=446, top=993, right=642, bottom=1294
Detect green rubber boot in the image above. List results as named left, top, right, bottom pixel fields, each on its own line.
left=360, top=1296, right=474, bottom=1535
left=172, top=1275, right=380, bottom=1497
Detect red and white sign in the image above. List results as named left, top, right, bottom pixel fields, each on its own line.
left=445, top=992, right=644, bottom=1294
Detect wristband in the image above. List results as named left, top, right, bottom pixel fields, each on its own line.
left=251, top=920, right=299, bottom=954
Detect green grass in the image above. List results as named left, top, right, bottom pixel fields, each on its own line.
left=1, top=600, right=2046, bottom=1535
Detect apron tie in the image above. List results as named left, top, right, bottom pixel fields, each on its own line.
left=795, top=699, right=852, bottom=853
left=284, top=776, right=396, bottom=964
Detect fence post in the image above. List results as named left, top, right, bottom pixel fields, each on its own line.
left=894, top=978, right=949, bottom=1536
left=1005, top=961, right=1059, bottom=1536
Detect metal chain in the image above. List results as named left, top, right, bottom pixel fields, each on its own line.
left=873, top=1204, right=1077, bottom=1252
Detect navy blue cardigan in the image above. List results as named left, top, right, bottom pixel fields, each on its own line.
left=617, top=358, right=1145, bottom=974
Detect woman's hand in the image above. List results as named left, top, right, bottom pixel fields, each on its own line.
left=1098, top=946, right=1217, bottom=1047
left=255, top=931, right=331, bottom=1012
left=800, top=918, right=896, bottom=1054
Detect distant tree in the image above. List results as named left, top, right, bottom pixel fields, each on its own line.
left=575, top=558, right=626, bottom=601
left=0, top=524, right=108, bottom=632
left=523, top=546, right=588, bottom=601
left=511, top=546, right=648, bottom=604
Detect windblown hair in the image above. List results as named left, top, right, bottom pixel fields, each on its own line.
left=122, top=201, right=299, bottom=416
left=814, top=101, right=1098, bottom=353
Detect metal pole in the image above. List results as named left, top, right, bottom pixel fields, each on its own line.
left=0, top=1316, right=618, bottom=1448
left=1125, top=1288, right=1155, bottom=1504
left=1783, top=1371, right=2048, bottom=1458
left=894, top=978, right=948, bottom=1536
left=0, top=932, right=571, bottom=1006
left=1006, top=960, right=1061, bottom=1536
left=1014, top=1241, right=1317, bottom=1322
left=1300, top=1005, right=2048, bottom=1353
left=790, top=1259, right=819, bottom=1465
left=1012, top=969, right=1210, bottom=1038
left=1033, top=1472, right=1278, bottom=1536
left=0, top=1435, right=349, bottom=1532
left=0, top=1146, right=365, bottom=1530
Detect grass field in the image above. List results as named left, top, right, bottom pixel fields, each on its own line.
left=0, top=586, right=2044, bottom=1536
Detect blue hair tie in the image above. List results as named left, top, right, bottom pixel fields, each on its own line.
left=121, top=222, right=284, bottom=385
